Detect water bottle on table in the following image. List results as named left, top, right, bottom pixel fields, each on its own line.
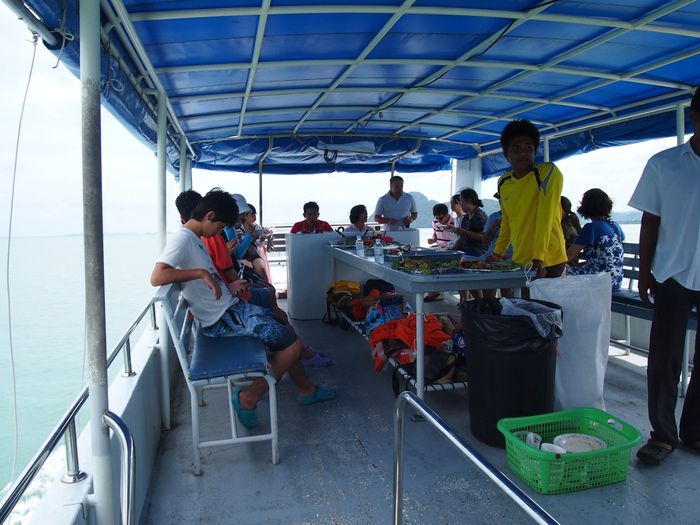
left=374, top=238, right=384, bottom=263
left=355, top=236, right=364, bottom=256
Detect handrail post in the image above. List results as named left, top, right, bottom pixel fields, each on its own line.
left=392, top=392, right=559, bottom=525
left=392, top=396, right=406, bottom=524
left=150, top=302, right=158, bottom=330
left=121, top=338, right=136, bottom=377
left=103, top=411, right=135, bottom=525
left=62, top=419, right=88, bottom=484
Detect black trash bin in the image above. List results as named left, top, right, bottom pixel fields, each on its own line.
left=461, top=298, right=562, bottom=448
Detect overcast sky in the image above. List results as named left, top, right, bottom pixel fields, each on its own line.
left=0, top=5, right=686, bottom=237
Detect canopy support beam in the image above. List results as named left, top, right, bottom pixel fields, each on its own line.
left=80, top=0, right=115, bottom=523
left=156, top=90, right=172, bottom=431
left=179, top=135, right=187, bottom=193
left=258, top=138, right=273, bottom=226
left=677, top=103, right=686, bottom=146
left=2, top=0, right=58, bottom=46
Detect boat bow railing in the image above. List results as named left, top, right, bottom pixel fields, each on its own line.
left=0, top=299, right=157, bottom=524
left=393, top=391, right=559, bottom=525
left=103, top=411, right=135, bottom=525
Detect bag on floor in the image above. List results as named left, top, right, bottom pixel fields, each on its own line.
left=528, top=273, right=612, bottom=410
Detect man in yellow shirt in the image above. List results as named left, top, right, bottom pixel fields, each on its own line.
left=490, top=119, right=567, bottom=278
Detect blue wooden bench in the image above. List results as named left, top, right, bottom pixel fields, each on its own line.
left=155, top=284, right=279, bottom=475
left=611, top=242, right=696, bottom=395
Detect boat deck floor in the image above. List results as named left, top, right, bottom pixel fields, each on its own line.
left=142, top=298, right=697, bottom=525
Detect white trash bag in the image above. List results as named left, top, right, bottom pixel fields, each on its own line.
left=528, top=272, right=612, bottom=410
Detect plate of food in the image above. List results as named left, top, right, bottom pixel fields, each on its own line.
left=552, top=433, right=608, bottom=453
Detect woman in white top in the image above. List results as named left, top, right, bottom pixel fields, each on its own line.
left=345, top=204, right=373, bottom=235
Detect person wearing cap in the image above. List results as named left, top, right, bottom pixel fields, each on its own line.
left=488, top=119, right=567, bottom=278
left=630, top=86, right=700, bottom=465
left=290, top=201, right=334, bottom=234
left=232, top=194, right=270, bottom=283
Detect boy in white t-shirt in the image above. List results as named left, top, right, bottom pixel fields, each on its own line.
left=630, top=87, right=700, bottom=465
left=151, top=189, right=336, bottom=429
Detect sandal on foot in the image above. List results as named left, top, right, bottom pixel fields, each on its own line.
left=231, top=387, right=258, bottom=428
left=298, top=385, right=337, bottom=405
left=302, top=351, right=334, bottom=367
left=636, top=439, right=673, bottom=465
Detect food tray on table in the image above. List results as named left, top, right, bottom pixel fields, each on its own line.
left=458, top=259, right=522, bottom=272
left=497, top=408, right=642, bottom=494
left=390, top=253, right=522, bottom=275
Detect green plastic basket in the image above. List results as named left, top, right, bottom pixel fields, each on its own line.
left=497, top=408, right=642, bottom=495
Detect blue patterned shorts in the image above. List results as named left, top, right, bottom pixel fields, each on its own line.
left=201, top=300, right=297, bottom=352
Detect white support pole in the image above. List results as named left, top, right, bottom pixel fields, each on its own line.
left=543, top=136, right=550, bottom=163
left=156, top=91, right=172, bottom=430
left=188, top=157, right=193, bottom=190
left=80, top=1, right=115, bottom=523
left=258, top=167, right=264, bottom=226
left=452, top=158, right=482, bottom=195
left=676, top=103, right=685, bottom=146
left=179, top=135, right=187, bottom=194
left=157, top=91, right=168, bottom=251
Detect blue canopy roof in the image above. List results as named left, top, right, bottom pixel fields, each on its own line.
left=16, top=0, right=700, bottom=178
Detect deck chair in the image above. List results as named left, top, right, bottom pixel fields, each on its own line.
left=155, top=284, right=279, bottom=475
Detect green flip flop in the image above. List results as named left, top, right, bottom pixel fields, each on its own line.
left=297, top=385, right=337, bottom=406
left=231, top=387, right=258, bottom=428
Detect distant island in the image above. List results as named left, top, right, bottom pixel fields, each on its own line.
left=408, top=192, right=642, bottom=228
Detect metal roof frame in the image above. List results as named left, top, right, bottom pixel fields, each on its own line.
left=10, top=0, right=700, bottom=176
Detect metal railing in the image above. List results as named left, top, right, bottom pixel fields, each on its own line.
left=0, top=300, right=157, bottom=523
left=393, top=392, right=559, bottom=525
left=103, top=412, right=135, bottom=525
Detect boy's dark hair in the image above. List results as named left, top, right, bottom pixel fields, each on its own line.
left=460, top=188, right=483, bottom=208
left=191, top=189, right=239, bottom=225
left=389, top=175, right=404, bottom=184
left=349, top=204, right=367, bottom=224
left=303, top=201, right=320, bottom=214
left=175, top=190, right=202, bottom=222
left=432, top=203, right=449, bottom=217
left=500, top=119, right=540, bottom=152
left=691, top=86, right=700, bottom=113
left=577, top=188, right=613, bottom=220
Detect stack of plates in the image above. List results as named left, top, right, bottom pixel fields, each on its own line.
left=553, top=433, right=607, bottom=453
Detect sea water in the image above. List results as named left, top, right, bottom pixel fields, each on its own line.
left=0, top=233, right=160, bottom=502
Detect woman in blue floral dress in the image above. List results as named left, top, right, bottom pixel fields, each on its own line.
left=566, top=188, right=625, bottom=290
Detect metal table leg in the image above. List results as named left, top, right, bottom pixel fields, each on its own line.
left=415, top=291, right=425, bottom=400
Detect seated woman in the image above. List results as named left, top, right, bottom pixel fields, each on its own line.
left=290, top=201, right=334, bottom=234
left=566, top=188, right=625, bottom=290
left=345, top=204, right=373, bottom=235
left=239, top=206, right=271, bottom=283
left=445, top=188, right=488, bottom=257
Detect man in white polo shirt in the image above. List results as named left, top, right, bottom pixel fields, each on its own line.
left=630, top=86, right=700, bottom=465
left=373, top=175, right=418, bottom=231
